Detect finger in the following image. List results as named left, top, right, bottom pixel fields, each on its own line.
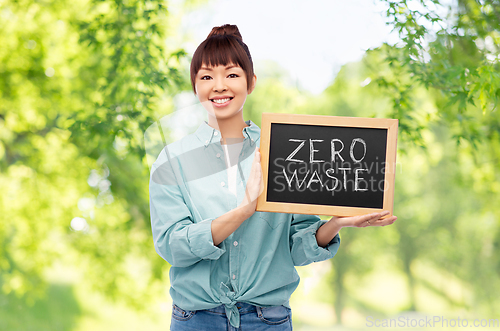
left=258, top=171, right=265, bottom=196
left=355, top=212, right=390, bottom=227
left=355, top=212, right=383, bottom=223
left=367, top=211, right=392, bottom=221
left=369, top=216, right=397, bottom=226
left=345, top=214, right=375, bottom=227
left=253, top=159, right=262, bottom=175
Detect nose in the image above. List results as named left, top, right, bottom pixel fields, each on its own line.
left=213, top=77, right=227, bottom=92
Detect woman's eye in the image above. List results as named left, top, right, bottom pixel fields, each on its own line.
left=228, top=73, right=238, bottom=78
left=201, top=76, right=212, bottom=80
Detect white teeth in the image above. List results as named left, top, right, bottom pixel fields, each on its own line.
left=212, top=98, right=231, bottom=104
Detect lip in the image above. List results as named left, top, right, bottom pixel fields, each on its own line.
left=210, top=96, right=234, bottom=108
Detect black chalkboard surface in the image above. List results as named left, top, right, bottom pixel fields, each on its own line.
left=257, top=113, right=398, bottom=217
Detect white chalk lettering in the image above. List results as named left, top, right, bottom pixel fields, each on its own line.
left=282, top=168, right=309, bottom=189
left=307, top=170, right=324, bottom=188
left=281, top=137, right=375, bottom=193
left=355, top=168, right=368, bottom=191
left=309, top=139, right=324, bottom=163
left=286, top=139, right=306, bottom=163
left=350, top=138, right=366, bottom=163
left=325, top=168, right=340, bottom=191
left=338, top=167, right=351, bottom=191
left=330, top=139, right=345, bottom=162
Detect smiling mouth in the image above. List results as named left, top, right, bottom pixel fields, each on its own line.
left=210, top=97, right=233, bottom=104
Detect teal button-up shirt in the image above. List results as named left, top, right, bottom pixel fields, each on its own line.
left=149, top=119, right=340, bottom=328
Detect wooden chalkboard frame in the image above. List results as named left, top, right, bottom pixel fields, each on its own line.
left=257, top=113, right=398, bottom=217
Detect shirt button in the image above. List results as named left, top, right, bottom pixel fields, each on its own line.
left=205, top=140, right=209, bottom=145
left=214, top=132, right=218, bottom=136
left=221, top=181, right=225, bottom=187
left=233, top=241, right=238, bottom=247
left=251, top=139, right=255, bottom=143
left=232, top=274, right=236, bottom=280
left=216, top=153, right=221, bottom=158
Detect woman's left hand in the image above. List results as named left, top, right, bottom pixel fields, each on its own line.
left=333, top=211, right=397, bottom=228
left=316, top=211, right=397, bottom=247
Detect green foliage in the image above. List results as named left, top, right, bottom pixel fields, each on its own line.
left=312, top=51, right=500, bottom=322
left=69, top=0, right=189, bottom=157
left=319, top=1, right=500, bottom=321
left=0, top=0, right=186, bottom=309
left=0, top=284, right=81, bottom=331
left=1, top=0, right=500, bottom=328
left=377, top=0, right=500, bottom=147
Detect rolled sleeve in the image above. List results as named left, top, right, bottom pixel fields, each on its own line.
left=187, top=219, right=226, bottom=260
left=150, top=151, right=225, bottom=267
left=290, top=215, right=341, bottom=266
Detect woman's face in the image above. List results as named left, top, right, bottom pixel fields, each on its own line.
left=195, top=63, right=256, bottom=123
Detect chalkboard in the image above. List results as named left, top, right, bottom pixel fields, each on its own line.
left=256, top=113, right=398, bottom=217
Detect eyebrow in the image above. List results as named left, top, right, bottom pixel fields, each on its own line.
left=199, top=65, right=240, bottom=71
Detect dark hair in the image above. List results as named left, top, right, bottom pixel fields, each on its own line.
left=190, top=24, right=254, bottom=93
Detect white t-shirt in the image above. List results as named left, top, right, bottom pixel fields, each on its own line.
left=221, top=140, right=244, bottom=196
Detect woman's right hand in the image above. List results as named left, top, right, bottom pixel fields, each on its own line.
left=211, top=147, right=264, bottom=245
left=238, top=147, right=263, bottom=218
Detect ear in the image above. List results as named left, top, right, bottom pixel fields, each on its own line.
left=247, top=74, right=257, bottom=95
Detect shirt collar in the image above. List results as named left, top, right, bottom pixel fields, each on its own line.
left=195, top=120, right=260, bottom=147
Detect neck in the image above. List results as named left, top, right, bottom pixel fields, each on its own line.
left=207, top=113, right=248, bottom=144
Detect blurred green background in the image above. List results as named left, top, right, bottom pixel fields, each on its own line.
left=1, top=0, right=499, bottom=330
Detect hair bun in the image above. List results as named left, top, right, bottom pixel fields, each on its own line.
left=207, top=24, right=243, bottom=41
